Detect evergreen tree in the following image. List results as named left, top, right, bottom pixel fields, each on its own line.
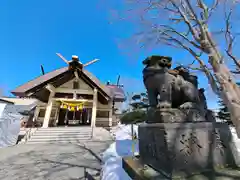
left=120, top=92, right=148, bottom=124
left=217, top=82, right=240, bottom=125
left=217, top=99, right=231, bottom=124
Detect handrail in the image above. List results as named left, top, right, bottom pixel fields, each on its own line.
left=24, top=128, right=32, bottom=142
left=23, top=127, right=37, bottom=143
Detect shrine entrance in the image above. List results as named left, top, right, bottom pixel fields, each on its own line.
left=57, top=101, right=92, bottom=126
left=57, top=108, right=92, bottom=126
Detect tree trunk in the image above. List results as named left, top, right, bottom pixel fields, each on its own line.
left=209, top=54, right=240, bottom=137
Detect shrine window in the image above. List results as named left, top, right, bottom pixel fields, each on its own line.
left=50, top=109, right=56, bottom=117
left=73, top=81, right=79, bottom=89
left=38, top=109, right=46, bottom=117
left=55, top=93, right=73, bottom=98
left=96, top=110, right=109, bottom=118
left=38, top=108, right=56, bottom=118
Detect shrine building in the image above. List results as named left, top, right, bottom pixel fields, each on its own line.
left=10, top=55, right=126, bottom=128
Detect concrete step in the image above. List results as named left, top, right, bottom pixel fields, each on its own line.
left=26, top=139, right=91, bottom=144
left=32, top=135, right=91, bottom=138
left=37, top=131, right=90, bottom=133
left=33, top=131, right=92, bottom=135
left=37, top=129, right=92, bottom=131
left=28, top=135, right=91, bottom=140
left=28, top=136, right=91, bottom=140
left=36, top=130, right=92, bottom=133
left=25, top=127, right=102, bottom=144
left=37, top=127, right=92, bottom=131
left=37, top=129, right=92, bottom=133
left=30, top=135, right=91, bottom=139
left=34, top=131, right=92, bottom=136
left=27, top=137, right=91, bottom=143
left=37, top=128, right=92, bottom=131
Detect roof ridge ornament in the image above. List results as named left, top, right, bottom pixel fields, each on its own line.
left=56, top=52, right=99, bottom=78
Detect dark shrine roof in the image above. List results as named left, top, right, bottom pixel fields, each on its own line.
left=106, top=85, right=126, bottom=102
left=12, top=67, right=69, bottom=96
left=11, top=67, right=126, bottom=103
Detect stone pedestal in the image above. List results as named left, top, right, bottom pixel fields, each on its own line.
left=146, top=108, right=206, bottom=123
left=138, top=122, right=238, bottom=177
left=122, top=156, right=240, bottom=180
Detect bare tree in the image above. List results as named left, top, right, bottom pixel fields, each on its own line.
left=110, top=0, right=240, bottom=136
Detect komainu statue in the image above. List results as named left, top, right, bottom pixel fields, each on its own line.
left=143, top=55, right=203, bottom=110
left=122, top=55, right=239, bottom=180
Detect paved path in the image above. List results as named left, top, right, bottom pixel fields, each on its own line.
left=0, top=140, right=113, bottom=180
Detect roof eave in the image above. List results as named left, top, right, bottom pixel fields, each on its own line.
left=11, top=91, right=25, bottom=97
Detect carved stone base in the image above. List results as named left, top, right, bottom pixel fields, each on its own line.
left=138, top=122, right=238, bottom=176
left=146, top=108, right=186, bottom=123
left=146, top=107, right=206, bottom=123
left=122, top=156, right=240, bottom=180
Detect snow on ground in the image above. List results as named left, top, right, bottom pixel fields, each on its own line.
left=101, top=124, right=139, bottom=180
left=230, top=127, right=240, bottom=166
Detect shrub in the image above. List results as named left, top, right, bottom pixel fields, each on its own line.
left=120, top=110, right=146, bottom=124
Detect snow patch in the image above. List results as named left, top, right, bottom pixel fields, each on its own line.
left=229, top=126, right=240, bottom=166
left=0, top=104, right=22, bottom=148
left=101, top=124, right=139, bottom=180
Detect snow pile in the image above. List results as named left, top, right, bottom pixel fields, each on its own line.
left=0, top=104, right=22, bottom=148
left=229, top=126, right=240, bottom=166
left=110, top=124, right=138, bottom=140
left=101, top=124, right=139, bottom=180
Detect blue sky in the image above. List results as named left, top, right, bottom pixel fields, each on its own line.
left=0, top=0, right=219, bottom=109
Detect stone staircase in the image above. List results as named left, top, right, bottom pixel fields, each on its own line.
left=26, top=126, right=93, bottom=144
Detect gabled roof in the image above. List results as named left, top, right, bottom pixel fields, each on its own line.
left=106, top=85, right=126, bottom=101
left=12, top=67, right=69, bottom=96
left=11, top=66, right=125, bottom=102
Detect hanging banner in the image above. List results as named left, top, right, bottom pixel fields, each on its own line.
left=60, top=101, right=84, bottom=111
left=77, top=104, right=83, bottom=111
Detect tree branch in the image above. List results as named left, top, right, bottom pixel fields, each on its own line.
left=154, top=29, right=219, bottom=94
left=169, top=0, right=201, bottom=42
left=223, top=3, right=240, bottom=72
left=156, top=24, right=202, bottom=50
left=184, top=0, right=207, bottom=40
left=208, top=0, right=219, bottom=18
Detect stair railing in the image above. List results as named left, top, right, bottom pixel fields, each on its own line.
left=22, top=127, right=37, bottom=143
left=23, top=128, right=31, bottom=143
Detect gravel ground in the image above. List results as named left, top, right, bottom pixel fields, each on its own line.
left=0, top=140, right=113, bottom=180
